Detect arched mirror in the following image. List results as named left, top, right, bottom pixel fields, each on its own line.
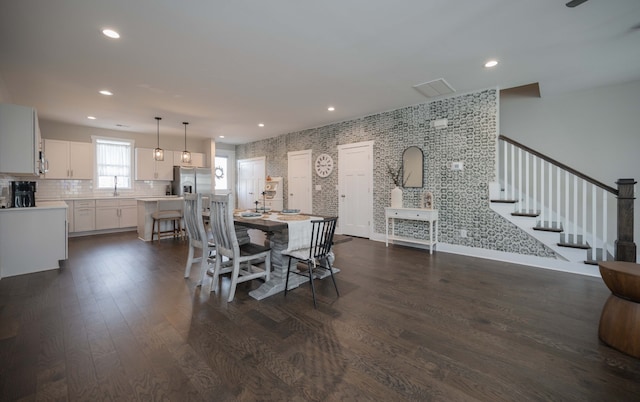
left=402, top=146, right=423, bottom=188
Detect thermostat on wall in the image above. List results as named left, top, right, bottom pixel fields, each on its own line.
left=432, top=118, right=448, bottom=129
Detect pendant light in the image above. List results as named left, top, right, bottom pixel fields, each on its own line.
left=181, top=121, right=191, bottom=164
left=153, top=117, right=164, bottom=161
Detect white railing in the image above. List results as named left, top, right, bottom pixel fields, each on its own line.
left=497, top=135, right=618, bottom=262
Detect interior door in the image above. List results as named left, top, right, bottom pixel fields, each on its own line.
left=338, top=141, right=373, bottom=237
left=287, top=150, right=312, bottom=213
left=237, top=157, right=265, bottom=210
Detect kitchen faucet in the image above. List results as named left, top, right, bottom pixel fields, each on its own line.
left=113, top=176, right=119, bottom=196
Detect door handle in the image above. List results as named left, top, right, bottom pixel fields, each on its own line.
left=341, top=194, right=345, bottom=198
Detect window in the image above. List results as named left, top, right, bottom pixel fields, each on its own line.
left=94, top=137, right=133, bottom=189
left=215, top=156, right=228, bottom=190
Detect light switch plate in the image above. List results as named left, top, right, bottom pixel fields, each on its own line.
left=315, top=185, right=322, bottom=191
left=451, top=161, right=464, bottom=171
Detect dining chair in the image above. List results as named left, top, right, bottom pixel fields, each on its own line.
left=151, top=198, right=183, bottom=241
left=283, top=217, right=339, bottom=308
left=209, top=193, right=271, bottom=302
left=183, top=193, right=217, bottom=286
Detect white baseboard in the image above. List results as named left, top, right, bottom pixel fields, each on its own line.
left=368, top=233, right=601, bottom=278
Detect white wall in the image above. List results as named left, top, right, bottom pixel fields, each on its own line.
left=0, top=73, right=10, bottom=103
left=39, top=119, right=210, bottom=153
left=501, top=79, right=640, bottom=261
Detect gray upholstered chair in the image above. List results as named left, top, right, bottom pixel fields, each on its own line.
left=151, top=199, right=183, bottom=241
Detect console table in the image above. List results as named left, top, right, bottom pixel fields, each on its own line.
left=385, top=207, right=438, bottom=254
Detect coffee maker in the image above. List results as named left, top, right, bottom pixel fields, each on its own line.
left=10, top=181, right=36, bottom=208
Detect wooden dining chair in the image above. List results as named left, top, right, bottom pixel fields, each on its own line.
left=209, top=193, right=271, bottom=302
left=283, top=217, right=339, bottom=308
left=183, top=193, right=217, bottom=286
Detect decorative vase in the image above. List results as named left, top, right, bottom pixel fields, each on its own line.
left=391, top=186, right=403, bottom=208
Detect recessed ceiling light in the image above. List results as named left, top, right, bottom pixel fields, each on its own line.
left=102, top=29, right=120, bottom=39
left=99, top=90, right=113, bottom=96
left=327, top=106, right=335, bottom=111
left=219, top=135, right=225, bottom=138
left=258, top=123, right=265, bottom=127
left=87, top=116, right=96, bottom=120
left=484, top=60, right=498, bottom=68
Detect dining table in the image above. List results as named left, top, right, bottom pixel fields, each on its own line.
left=230, top=212, right=341, bottom=300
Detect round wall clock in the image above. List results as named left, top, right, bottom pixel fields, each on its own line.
left=315, top=153, right=334, bottom=177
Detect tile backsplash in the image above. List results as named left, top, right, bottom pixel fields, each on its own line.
left=0, top=174, right=170, bottom=200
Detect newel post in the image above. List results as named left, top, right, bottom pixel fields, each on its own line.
left=615, top=178, right=636, bottom=262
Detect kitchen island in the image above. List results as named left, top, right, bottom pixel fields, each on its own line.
left=0, top=201, right=67, bottom=278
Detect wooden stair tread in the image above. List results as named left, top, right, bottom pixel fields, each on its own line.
left=557, top=241, right=591, bottom=250
left=533, top=221, right=563, bottom=232
left=511, top=210, right=540, bottom=217
left=533, top=226, right=563, bottom=233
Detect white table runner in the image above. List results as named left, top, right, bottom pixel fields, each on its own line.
left=265, top=214, right=321, bottom=253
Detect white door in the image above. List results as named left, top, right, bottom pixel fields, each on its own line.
left=287, top=150, right=312, bottom=213
left=237, top=157, right=265, bottom=210
left=338, top=141, right=373, bottom=237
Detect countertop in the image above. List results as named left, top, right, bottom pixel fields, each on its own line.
left=136, top=197, right=184, bottom=202
left=0, top=201, right=68, bottom=212
left=38, top=195, right=181, bottom=202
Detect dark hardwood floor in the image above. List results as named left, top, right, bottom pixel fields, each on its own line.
left=1, top=232, right=639, bottom=401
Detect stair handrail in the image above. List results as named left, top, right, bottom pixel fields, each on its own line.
left=499, top=135, right=618, bottom=195
left=499, top=134, right=636, bottom=263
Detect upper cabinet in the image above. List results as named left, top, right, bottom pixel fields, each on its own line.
left=0, top=103, right=42, bottom=175
left=173, top=151, right=206, bottom=168
left=135, top=148, right=174, bottom=180
left=44, top=139, right=93, bottom=179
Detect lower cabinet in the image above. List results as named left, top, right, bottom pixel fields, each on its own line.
left=96, top=199, right=137, bottom=230
left=67, top=198, right=137, bottom=234
left=0, top=203, right=67, bottom=277
left=73, top=200, right=96, bottom=232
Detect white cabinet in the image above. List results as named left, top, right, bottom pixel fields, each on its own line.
left=44, top=139, right=93, bottom=179
left=135, top=148, right=174, bottom=180
left=0, top=202, right=67, bottom=278
left=0, top=103, right=41, bottom=175
left=65, top=200, right=74, bottom=232
left=73, top=200, right=96, bottom=232
left=173, top=151, right=206, bottom=167
left=96, top=199, right=137, bottom=229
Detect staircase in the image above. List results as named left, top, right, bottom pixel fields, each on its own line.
left=490, top=135, right=635, bottom=266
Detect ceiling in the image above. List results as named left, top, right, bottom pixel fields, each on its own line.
left=1, top=0, right=639, bottom=145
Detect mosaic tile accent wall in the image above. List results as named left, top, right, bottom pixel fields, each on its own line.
left=239, top=89, right=555, bottom=257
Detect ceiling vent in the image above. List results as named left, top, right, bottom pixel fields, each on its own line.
left=413, top=78, right=455, bottom=98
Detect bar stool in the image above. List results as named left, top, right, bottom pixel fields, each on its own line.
left=151, top=199, right=183, bottom=241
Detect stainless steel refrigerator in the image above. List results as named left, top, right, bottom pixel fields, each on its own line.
left=172, top=166, right=212, bottom=195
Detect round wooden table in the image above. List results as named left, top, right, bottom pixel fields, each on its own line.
left=598, top=261, right=640, bottom=358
